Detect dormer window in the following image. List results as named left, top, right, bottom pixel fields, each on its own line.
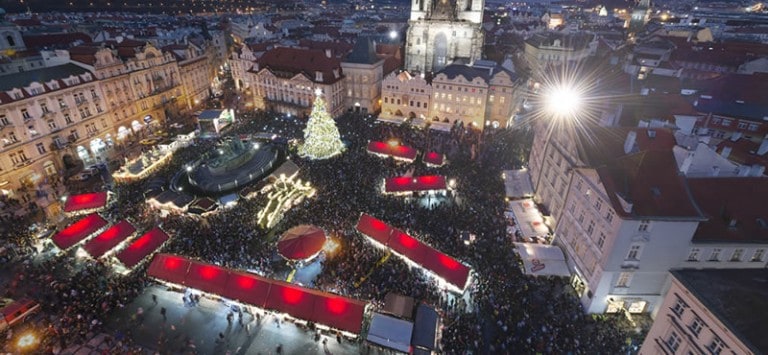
left=49, top=82, right=59, bottom=90
left=315, top=71, right=323, bottom=82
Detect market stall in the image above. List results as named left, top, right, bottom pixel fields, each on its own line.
left=384, top=175, right=447, bottom=195
left=82, top=220, right=137, bottom=259
left=63, top=192, right=109, bottom=216
left=367, top=141, right=418, bottom=162
left=502, top=169, right=534, bottom=199
left=513, top=243, right=571, bottom=277
left=51, top=214, right=109, bottom=251
left=115, top=227, right=170, bottom=270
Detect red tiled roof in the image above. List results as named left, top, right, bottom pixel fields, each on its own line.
left=597, top=150, right=703, bottom=219
left=716, top=139, right=768, bottom=167
left=256, top=47, right=344, bottom=85
left=688, top=177, right=768, bottom=242
left=576, top=126, right=677, bottom=167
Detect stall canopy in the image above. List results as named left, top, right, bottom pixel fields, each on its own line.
left=356, top=214, right=471, bottom=291
left=115, top=227, right=170, bottom=269
left=82, top=220, right=136, bottom=258
left=147, top=254, right=191, bottom=286
left=513, top=243, right=571, bottom=277
left=385, top=175, right=447, bottom=193
left=423, top=151, right=444, bottom=166
left=382, top=293, right=415, bottom=320
left=277, top=225, right=327, bottom=260
left=186, top=261, right=229, bottom=296
left=367, top=141, right=418, bottom=161
left=222, top=271, right=271, bottom=308
left=367, top=313, right=414, bottom=353
left=145, top=254, right=367, bottom=334
left=507, top=198, right=548, bottom=238
left=64, top=192, right=108, bottom=214
left=503, top=169, right=534, bottom=198
left=355, top=214, right=393, bottom=245
left=412, top=304, right=439, bottom=352
left=51, top=213, right=108, bottom=250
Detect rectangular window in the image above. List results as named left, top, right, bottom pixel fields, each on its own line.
left=587, top=221, right=595, bottom=236
left=605, top=210, right=614, bottom=224
left=730, top=249, right=744, bottom=262
left=689, top=317, right=703, bottom=337
left=707, top=336, right=725, bottom=355
left=752, top=249, right=765, bottom=262
left=21, top=109, right=31, bottom=119
left=721, top=118, right=732, bottom=126
left=594, top=199, right=602, bottom=211
left=627, top=244, right=642, bottom=260
left=638, top=220, right=650, bottom=232
left=64, top=113, right=72, bottom=125
left=709, top=248, right=722, bottom=262
left=687, top=248, right=700, bottom=262
left=0, top=115, right=8, bottom=126
left=737, top=122, right=747, bottom=129
left=35, top=142, right=46, bottom=154
left=616, top=272, right=632, bottom=287
left=748, top=123, right=759, bottom=131
left=666, top=331, right=681, bottom=352
left=672, top=298, right=685, bottom=317
left=597, top=233, right=606, bottom=250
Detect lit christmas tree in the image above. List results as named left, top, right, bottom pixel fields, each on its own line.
left=298, top=89, right=345, bottom=160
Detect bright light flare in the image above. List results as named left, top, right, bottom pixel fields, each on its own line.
left=544, top=84, right=583, bottom=118
left=17, top=332, right=39, bottom=350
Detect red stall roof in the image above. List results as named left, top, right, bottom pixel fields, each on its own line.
left=64, top=192, right=108, bottom=213
left=367, top=141, right=418, bottom=161
left=356, top=214, right=393, bottom=245
left=309, top=294, right=367, bottom=334
left=385, top=175, right=447, bottom=193
left=222, top=271, right=271, bottom=308
left=424, top=152, right=444, bottom=166
left=147, top=254, right=191, bottom=286
left=52, top=214, right=108, bottom=250
left=186, top=261, right=229, bottom=295
left=116, top=227, right=170, bottom=269
left=422, top=248, right=471, bottom=290
left=265, top=281, right=319, bottom=322
left=388, top=229, right=430, bottom=265
left=145, top=254, right=368, bottom=334
left=82, top=220, right=136, bottom=258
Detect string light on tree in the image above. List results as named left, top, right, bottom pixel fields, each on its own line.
left=298, top=89, right=345, bottom=160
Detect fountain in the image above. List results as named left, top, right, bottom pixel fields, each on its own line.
left=173, top=136, right=283, bottom=196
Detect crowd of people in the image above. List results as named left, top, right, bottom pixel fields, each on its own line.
left=0, top=107, right=639, bottom=353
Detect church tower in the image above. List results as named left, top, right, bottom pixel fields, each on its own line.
left=405, top=0, right=485, bottom=73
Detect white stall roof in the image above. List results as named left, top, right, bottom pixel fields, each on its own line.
left=367, top=313, right=414, bottom=353
left=503, top=169, right=534, bottom=198
left=514, top=243, right=571, bottom=277
left=507, top=199, right=548, bottom=238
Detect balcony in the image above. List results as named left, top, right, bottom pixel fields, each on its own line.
left=3, top=139, right=20, bottom=148
left=22, top=115, right=34, bottom=123
left=13, top=159, right=32, bottom=168
left=76, top=99, right=88, bottom=107
left=41, top=110, right=55, bottom=117
left=92, top=96, right=101, bottom=101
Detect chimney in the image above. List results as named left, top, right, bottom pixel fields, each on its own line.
left=624, top=131, right=637, bottom=154
left=758, top=135, right=768, bottom=156
left=325, top=49, right=332, bottom=58
left=720, top=146, right=732, bottom=159
left=711, top=166, right=720, bottom=177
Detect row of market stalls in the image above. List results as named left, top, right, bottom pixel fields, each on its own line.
left=146, top=253, right=367, bottom=336
left=367, top=140, right=445, bottom=167
left=53, top=192, right=173, bottom=272
left=356, top=214, right=471, bottom=292
left=502, top=170, right=571, bottom=278
left=383, top=175, right=448, bottom=195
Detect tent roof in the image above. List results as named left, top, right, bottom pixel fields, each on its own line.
left=222, top=270, right=271, bottom=308
left=389, top=229, right=430, bottom=264
left=503, top=169, right=534, bottom=198
left=64, top=192, right=108, bottom=213
left=356, top=214, right=393, bottom=245
left=186, top=261, right=229, bottom=295
left=412, top=304, right=439, bottom=350
left=421, top=248, right=471, bottom=290
left=385, top=175, right=447, bottom=193
left=116, top=227, right=169, bottom=269
left=367, top=141, right=418, bottom=160
left=82, top=220, right=136, bottom=258
left=52, top=214, right=108, bottom=250
left=423, top=151, right=444, bottom=166
left=278, top=225, right=326, bottom=260
left=147, top=254, right=191, bottom=286
left=367, top=313, right=414, bottom=353
left=146, top=254, right=368, bottom=334
left=513, top=243, right=571, bottom=277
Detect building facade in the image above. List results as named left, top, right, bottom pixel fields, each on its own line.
left=640, top=269, right=767, bottom=355
left=380, top=63, right=521, bottom=128
left=248, top=47, right=346, bottom=118
left=405, top=0, right=484, bottom=73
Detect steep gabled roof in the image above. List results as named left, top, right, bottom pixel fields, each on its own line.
left=255, top=47, right=343, bottom=85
